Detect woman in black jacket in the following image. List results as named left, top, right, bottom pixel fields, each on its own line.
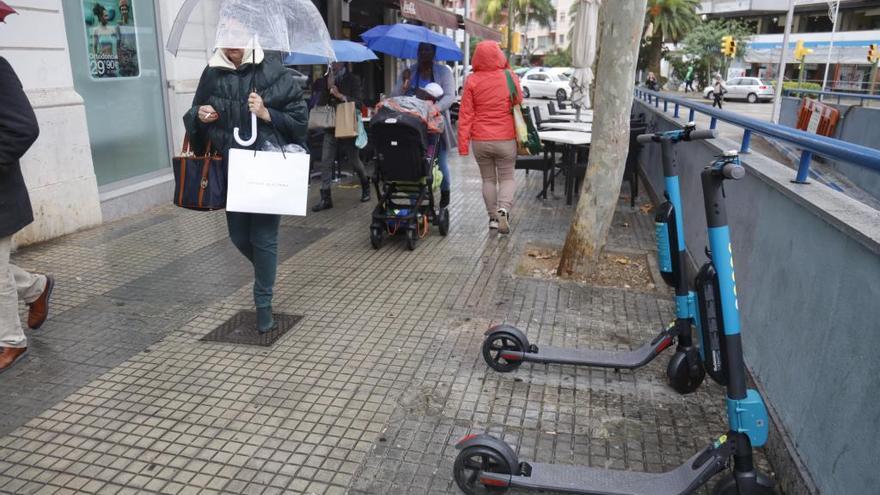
left=183, top=46, right=307, bottom=333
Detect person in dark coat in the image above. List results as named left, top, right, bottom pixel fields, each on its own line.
left=0, top=57, right=55, bottom=373
left=310, top=62, right=370, bottom=212
left=183, top=45, right=307, bottom=333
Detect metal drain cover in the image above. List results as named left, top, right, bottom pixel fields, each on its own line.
left=201, top=311, right=302, bottom=346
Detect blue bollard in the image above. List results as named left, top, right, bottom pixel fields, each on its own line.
left=710, top=117, right=718, bottom=130
left=794, top=150, right=813, bottom=183
left=655, top=96, right=660, bottom=108
left=740, top=130, right=752, bottom=153
left=689, top=108, right=695, bottom=121
left=664, top=100, right=668, bottom=112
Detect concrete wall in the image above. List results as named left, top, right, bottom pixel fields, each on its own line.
left=0, top=0, right=102, bottom=246
left=635, top=100, right=880, bottom=495
left=780, top=96, right=880, bottom=200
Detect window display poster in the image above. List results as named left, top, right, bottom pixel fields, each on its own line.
left=82, top=0, right=139, bottom=79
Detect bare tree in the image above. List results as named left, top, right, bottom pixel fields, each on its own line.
left=557, top=0, right=648, bottom=277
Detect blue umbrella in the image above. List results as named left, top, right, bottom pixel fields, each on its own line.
left=361, top=24, right=463, bottom=62
left=284, top=40, right=378, bottom=65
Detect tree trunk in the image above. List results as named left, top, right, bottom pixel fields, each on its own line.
left=588, top=4, right=605, bottom=106
left=506, top=0, right=515, bottom=62
left=647, top=32, right=663, bottom=80
left=557, top=0, right=648, bottom=278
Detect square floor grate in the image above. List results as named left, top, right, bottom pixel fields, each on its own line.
left=201, top=311, right=302, bottom=346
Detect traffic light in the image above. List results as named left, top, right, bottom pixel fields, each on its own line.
left=794, top=40, right=813, bottom=61
left=501, top=26, right=508, bottom=49
left=729, top=38, right=737, bottom=58
left=869, top=44, right=879, bottom=64
left=720, top=36, right=733, bottom=57
left=511, top=31, right=521, bottom=54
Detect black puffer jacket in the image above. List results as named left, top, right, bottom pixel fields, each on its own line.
left=184, top=51, right=307, bottom=156
left=0, top=57, right=39, bottom=238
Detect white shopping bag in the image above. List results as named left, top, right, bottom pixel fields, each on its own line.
left=226, top=148, right=310, bottom=216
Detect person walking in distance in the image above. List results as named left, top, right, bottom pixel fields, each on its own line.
left=0, top=57, right=55, bottom=373
left=310, top=61, right=370, bottom=212
left=712, top=74, right=726, bottom=109
left=684, top=63, right=695, bottom=93
left=457, top=41, right=522, bottom=234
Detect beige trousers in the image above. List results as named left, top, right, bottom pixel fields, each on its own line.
left=0, top=236, right=46, bottom=348
left=472, top=139, right=517, bottom=219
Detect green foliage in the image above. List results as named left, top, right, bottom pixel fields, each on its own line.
left=543, top=47, right=571, bottom=67
left=477, top=0, right=556, bottom=28
left=680, top=18, right=752, bottom=87
left=781, top=81, right=822, bottom=91
left=645, top=0, right=701, bottom=43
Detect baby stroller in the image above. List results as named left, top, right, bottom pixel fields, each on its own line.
left=368, top=105, right=450, bottom=251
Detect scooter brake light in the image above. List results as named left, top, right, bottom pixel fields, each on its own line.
left=480, top=475, right=510, bottom=487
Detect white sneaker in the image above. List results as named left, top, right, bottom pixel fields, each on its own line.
left=497, top=209, right=510, bottom=234
left=489, top=219, right=499, bottom=230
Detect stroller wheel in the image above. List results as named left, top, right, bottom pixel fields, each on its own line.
left=438, top=208, right=450, bottom=236
left=406, top=228, right=418, bottom=251
left=370, top=227, right=383, bottom=249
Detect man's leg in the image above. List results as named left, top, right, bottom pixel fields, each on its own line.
left=0, top=236, right=28, bottom=372
left=312, top=132, right=335, bottom=211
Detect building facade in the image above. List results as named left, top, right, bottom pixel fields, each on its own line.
left=700, top=0, right=880, bottom=89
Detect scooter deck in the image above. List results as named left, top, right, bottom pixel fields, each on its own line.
left=505, top=333, right=672, bottom=369
left=485, top=446, right=725, bottom=495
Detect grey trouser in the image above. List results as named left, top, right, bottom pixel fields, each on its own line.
left=0, top=236, right=46, bottom=348
left=320, top=132, right=366, bottom=189
left=473, top=139, right=517, bottom=218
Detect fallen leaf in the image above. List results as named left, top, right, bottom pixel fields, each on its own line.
left=615, top=258, right=630, bottom=265
left=639, top=204, right=654, bottom=214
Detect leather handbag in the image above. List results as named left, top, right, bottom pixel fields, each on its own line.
left=334, top=101, right=359, bottom=139
left=172, top=135, right=227, bottom=211
left=505, top=71, right=542, bottom=156
left=308, top=104, right=336, bottom=130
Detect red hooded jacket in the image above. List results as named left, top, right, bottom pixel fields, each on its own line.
left=457, top=41, right=523, bottom=155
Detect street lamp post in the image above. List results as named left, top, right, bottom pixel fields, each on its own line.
left=820, top=0, right=840, bottom=92
left=771, top=0, right=796, bottom=125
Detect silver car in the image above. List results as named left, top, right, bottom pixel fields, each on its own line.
left=704, top=77, right=775, bottom=103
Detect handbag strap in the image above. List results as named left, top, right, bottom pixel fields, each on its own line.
left=504, top=71, right=518, bottom=110
left=181, top=133, right=214, bottom=156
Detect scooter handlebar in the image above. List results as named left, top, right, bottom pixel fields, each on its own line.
left=722, top=163, right=746, bottom=180
left=686, top=129, right=717, bottom=141
left=636, top=134, right=655, bottom=144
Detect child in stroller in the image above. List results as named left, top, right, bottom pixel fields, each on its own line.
left=368, top=84, right=450, bottom=250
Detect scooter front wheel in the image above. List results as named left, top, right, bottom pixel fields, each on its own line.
left=453, top=445, right=513, bottom=494
left=666, top=348, right=706, bottom=394
left=712, top=471, right=777, bottom=495
left=482, top=331, right=525, bottom=373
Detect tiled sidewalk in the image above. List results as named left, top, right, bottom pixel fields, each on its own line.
left=0, top=156, right=771, bottom=494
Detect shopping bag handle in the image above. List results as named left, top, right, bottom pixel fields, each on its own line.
left=234, top=112, right=258, bottom=147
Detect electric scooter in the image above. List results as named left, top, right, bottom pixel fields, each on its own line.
left=454, top=151, right=777, bottom=495
left=482, top=123, right=716, bottom=394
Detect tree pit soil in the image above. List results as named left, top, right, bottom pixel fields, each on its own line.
left=516, top=242, right=656, bottom=291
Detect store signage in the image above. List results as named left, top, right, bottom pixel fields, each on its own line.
left=81, top=0, right=140, bottom=79
left=402, top=0, right=417, bottom=17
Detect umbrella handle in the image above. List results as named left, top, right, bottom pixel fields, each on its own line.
left=234, top=112, right=258, bottom=147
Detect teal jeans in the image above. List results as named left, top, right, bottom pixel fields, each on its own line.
left=226, top=212, right=280, bottom=309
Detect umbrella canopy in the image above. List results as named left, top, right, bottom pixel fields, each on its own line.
left=570, top=0, right=601, bottom=109
left=0, top=1, right=17, bottom=23
left=165, top=0, right=333, bottom=61
left=361, top=24, right=462, bottom=62
left=284, top=40, right=377, bottom=65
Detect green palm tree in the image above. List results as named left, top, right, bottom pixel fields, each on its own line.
left=478, top=0, right=555, bottom=58
left=643, top=0, right=701, bottom=81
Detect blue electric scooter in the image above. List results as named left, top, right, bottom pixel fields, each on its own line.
left=454, top=151, right=776, bottom=495
left=482, top=123, right=715, bottom=394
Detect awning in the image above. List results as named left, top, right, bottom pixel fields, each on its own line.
left=400, top=0, right=461, bottom=31
left=463, top=18, right=501, bottom=42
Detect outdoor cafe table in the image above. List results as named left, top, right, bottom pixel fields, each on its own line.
left=555, top=108, right=592, bottom=116
left=547, top=114, right=592, bottom=123
left=539, top=130, right=591, bottom=205
left=539, top=122, right=593, bottom=132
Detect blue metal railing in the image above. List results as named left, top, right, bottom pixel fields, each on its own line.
left=634, top=89, right=880, bottom=183
left=782, top=88, right=880, bottom=106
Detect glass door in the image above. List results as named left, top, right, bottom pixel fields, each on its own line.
left=63, top=0, right=170, bottom=186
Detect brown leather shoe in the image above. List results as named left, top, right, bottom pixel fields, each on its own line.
left=27, top=274, right=54, bottom=330
left=0, top=347, right=28, bottom=374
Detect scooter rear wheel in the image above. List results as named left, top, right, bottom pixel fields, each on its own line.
left=666, top=348, right=706, bottom=394
left=712, top=471, right=777, bottom=495
left=454, top=445, right=513, bottom=494
left=482, top=332, right=525, bottom=373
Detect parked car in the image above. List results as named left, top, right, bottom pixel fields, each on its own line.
left=521, top=67, right=572, bottom=102
left=704, top=77, right=775, bottom=103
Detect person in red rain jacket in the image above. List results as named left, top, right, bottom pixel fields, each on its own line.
left=457, top=41, right=523, bottom=234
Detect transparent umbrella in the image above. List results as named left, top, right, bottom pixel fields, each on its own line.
left=570, top=0, right=600, bottom=116
left=166, top=0, right=334, bottom=146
